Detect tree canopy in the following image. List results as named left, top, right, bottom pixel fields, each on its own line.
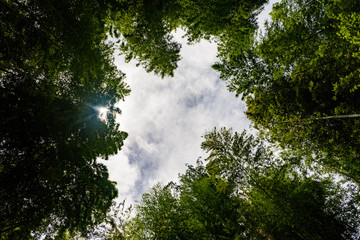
left=1, top=0, right=270, bottom=237
left=111, top=0, right=267, bottom=77
left=108, top=129, right=359, bottom=240
left=2, top=0, right=360, bottom=238
left=214, top=0, right=360, bottom=182
left=1, top=0, right=129, bottom=238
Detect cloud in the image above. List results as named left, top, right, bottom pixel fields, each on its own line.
left=101, top=151, right=140, bottom=205
left=102, top=30, right=251, bottom=204
left=257, top=0, right=281, bottom=32
left=103, top=0, right=290, bottom=202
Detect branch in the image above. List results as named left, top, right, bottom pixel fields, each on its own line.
left=282, top=114, right=360, bottom=124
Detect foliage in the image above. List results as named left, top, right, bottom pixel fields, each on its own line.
left=0, top=0, right=268, bottom=237
left=111, top=0, right=182, bottom=78
left=202, top=128, right=359, bottom=239
left=128, top=183, right=184, bottom=240
left=247, top=168, right=358, bottom=240
left=178, top=162, right=245, bottom=240
left=214, top=0, right=360, bottom=182
left=3, top=0, right=359, bottom=238
left=79, top=200, right=133, bottom=240
left=0, top=0, right=129, bottom=238
left=110, top=0, right=267, bottom=77
left=109, top=129, right=359, bottom=240
left=126, top=164, right=246, bottom=240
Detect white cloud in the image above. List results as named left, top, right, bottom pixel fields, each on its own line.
left=104, top=31, right=250, bottom=203
left=99, top=149, right=140, bottom=205
left=257, top=0, right=281, bottom=32
left=104, top=0, right=279, bottom=202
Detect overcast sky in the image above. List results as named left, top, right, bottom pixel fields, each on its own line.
left=101, top=1, right=278, bottom=205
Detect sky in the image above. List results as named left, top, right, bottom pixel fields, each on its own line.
left=101, top=1, right=279, bottom=205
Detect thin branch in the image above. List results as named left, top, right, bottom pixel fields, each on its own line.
left=282, top=114, right=360, bottom=123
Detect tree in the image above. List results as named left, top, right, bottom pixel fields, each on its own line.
left=1, top=0, right=129, bottom=238
left=73, top=200, right=134, bottom=240
left=130, top=183, right=186, bottom=240
left=111, top=0, right=182, bottom=78
left=246, top=167, right=358, bottom=240
left=214, top=0, right=360, bottom=182
left=0, top=0, right=278, bottom=237
left=0, top=0, right=270, bottom=237
left=178, top=161, right=246, bottom=240
left=201, top=127, right=360, bottom=239
left=127, top=163, right=246, bottom=240
left=110, top=129, right=359, bottom=240
left=111, top=0, right=268, bottom=77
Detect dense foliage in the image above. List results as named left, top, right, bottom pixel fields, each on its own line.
left=1, top=0, right=268, bottom=237
left=214, top=0, right=360, bottom=182
left=2, top=0, right=359, bottom=238
left=97, top=0, right=360, bottom=238
left=112, top=0, right=267, bottom=77
left=0, top=0, right=129, bottom=238
left=107, top=129, right=359, bottom=240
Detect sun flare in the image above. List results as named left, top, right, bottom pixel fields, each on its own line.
left=96, top=106, right=109, bottom=121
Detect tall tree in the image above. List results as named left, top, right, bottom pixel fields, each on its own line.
left=214, top=0, right=360, bottom=181
left=106, top=129, right=359, bottom=240
left=201, top=128, right=360, bottom=239
left=126, top=163, right=246, bottom=240
left=111, top=0, right=267, bottom=77
left=178, top=161, right=245, bottom=240
left=0, top=0, right=277, bottom=237
left=0, top=0, right=270, bottom=237
left=1, top=0, right=129, bottom=238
